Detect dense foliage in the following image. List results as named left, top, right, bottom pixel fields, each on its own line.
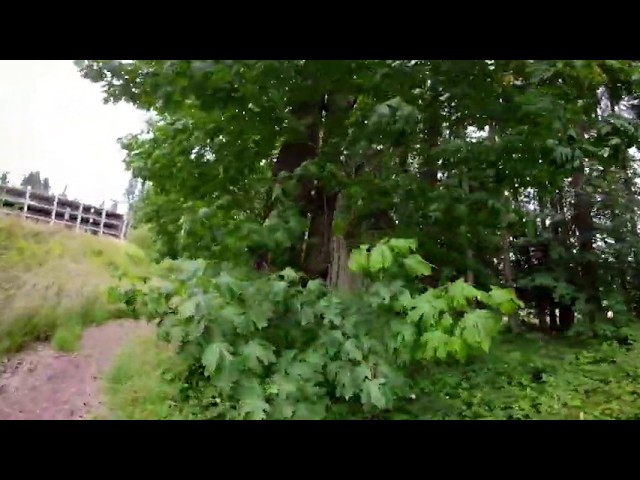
left=81, top=60, right=640, bottom=419
left=116, top=239, right=519, bottom=419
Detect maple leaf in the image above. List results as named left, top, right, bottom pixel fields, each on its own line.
left=485, top=286, right=524, bottom=315
left=288, top=361, right=316, bottom=380
left=348, top=246, right=369, bottom=272
left=299, top=306, right=315, bottom=325
left=268, top=373, right=298, bottom=400
left=362, top=378, right=388, bottom=409
left=278, top=267, right=299, bottom=282
left=421, top=331, right=452, bottom=359
left=459, top=309, right=500, bottom=353
left=236, top=379, right=270, bottom=420
left=354, top=363, right=373, bottom=382
left=406, top=291, right=447, bottom=325
left=447, top=279, right=483, bottom=310
left=387, top=238, right=417, bottom=255
left=402, top=254, right=433, bottom=277
left=342, top=338, right=364, bottom=362
left=215, top=271, right=242, bottom=299
left=247, top=302, right=274, bottom=330
left=320, top=329, right=346, bottom=356
left=369, top=243, right=394, bottom=272
left=177, top=295, right=200, bottom=319
left=240, top=340, right=276, bottom=371
left=201, top=342, right=234, bottom=376
left=270, top=399, right=295, bottom=419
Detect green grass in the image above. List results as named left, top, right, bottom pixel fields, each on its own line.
left=0, top=216, right=151, bottom=355
left=51, top=318, right=83, bottom=352
left=103, top=335, right=190, bottom=420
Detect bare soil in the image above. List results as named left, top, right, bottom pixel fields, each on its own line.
left=0, top=320, right=153, bottom=420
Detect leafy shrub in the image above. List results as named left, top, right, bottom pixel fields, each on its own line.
left=113, top=239, right=522, bottom=419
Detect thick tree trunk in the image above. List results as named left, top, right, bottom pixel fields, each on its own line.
left=571, top=167, right=600, bottom=323
left=621, top=167, right=639, bottom=311
left=501, top=230, right=522, bottom=333
left=302, top=93, right=354, bottom=280
left=549, top=189, right=575, bottom=332
left=327, top=195, right=361, bottom=291
left=256, top=99, right=324, bottom=271
left=303, top=188, right=338, bottom=278
left=420, top=98, right=441, bottom=186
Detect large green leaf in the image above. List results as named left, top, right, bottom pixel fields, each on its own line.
left=402, top=254, right=433, bottom=277
left=202, top=342, right=234, bottom=376
left=369, top=244, right=393, bottom=272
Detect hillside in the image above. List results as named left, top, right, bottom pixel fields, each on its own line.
left=0, top=215, right=149, bottom=355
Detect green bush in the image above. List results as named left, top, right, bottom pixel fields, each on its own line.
left=113, top=239, right=520, bottom=419
left=127, top=225, right=158, bottom=258
left=104, top=321, right=640, bottom=420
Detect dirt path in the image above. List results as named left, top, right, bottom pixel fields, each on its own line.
left=0, top=320, right=153, bottom=420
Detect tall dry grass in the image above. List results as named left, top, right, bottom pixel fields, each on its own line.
left=0, top=216, right=150, bottom=354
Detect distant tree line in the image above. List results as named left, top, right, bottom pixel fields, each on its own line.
left=20, top=171, right=52, bottom=194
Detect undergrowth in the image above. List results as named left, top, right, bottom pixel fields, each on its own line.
left=105, top=236, right=640, bottom=420
left=105, top=322, right=640, bottom=420
left=104, top=335, right=190, bottom=419
left=0, top=216, right=150, bottom=355
left=388, top=329, right=640, bottom=420
left=110, top=238, right=522, bottom=420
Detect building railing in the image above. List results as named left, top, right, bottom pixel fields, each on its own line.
left=0, top=185, right=128, bottom=240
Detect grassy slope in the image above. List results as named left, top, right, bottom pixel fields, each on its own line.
left=0, top=216, right=150, bottom=355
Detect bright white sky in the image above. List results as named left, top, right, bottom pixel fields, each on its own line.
left=0, top=60, right=149, bottom=206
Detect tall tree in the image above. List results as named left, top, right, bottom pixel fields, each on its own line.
left=78, top=60, right=640, bottom=333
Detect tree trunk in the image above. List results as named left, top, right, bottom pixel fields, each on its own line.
left=549, top=189, right=575, bottom=332
left=501, top=229, right=522, bottom=333
left=303, top=188, right=338, bottom=279
left=302, top=93, right=355, bottom=280
left=327, top=195, right=361, bottom=291
left=571, top=167, right=600, bottom=323
left=621, top=165, right=639, bottom=311
left=420, top=96, right=441, bottom=186
left=256, top=98, right=325, bottom=271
